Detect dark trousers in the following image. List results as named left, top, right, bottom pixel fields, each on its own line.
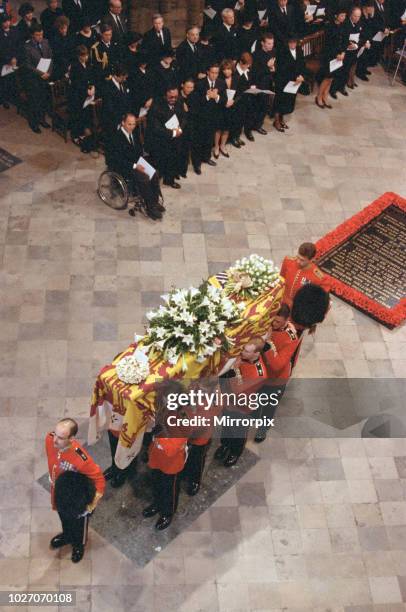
left=25, top=75, right=50, bottom=128
left=58, top=512, right=89, bottom=547
left=132, top=168, right=162, bottom=212
left=151, top=469, right=181, bottom=518
left=220, top=409, right=250, bottom=457
left=183, top=442, right=210, bottom=485
left=195, top=123, right=215, bottom=163
left=255, top=384, right=286, bottom=434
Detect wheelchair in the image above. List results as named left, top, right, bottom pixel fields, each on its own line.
left=97, top=169, right=149, bottom=217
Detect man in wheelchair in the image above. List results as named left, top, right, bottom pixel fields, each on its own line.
left=106, top=113, right=165, bottom=220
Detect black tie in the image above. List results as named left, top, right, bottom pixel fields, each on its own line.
left=37, top=43, right=43, bottom=56
left=117, top=16, right=124, bottom=33
left=192, top=43, right=196, bottom=53
left=129, top=133, right=134, bottom=147
left=211, top=81, right=214, bottom=89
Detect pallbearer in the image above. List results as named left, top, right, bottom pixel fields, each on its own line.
left=214, top=337, right=269, bottom=467
left=142, top=382, right=188, bottom=531
left=280, top=242, right=330, bottom=307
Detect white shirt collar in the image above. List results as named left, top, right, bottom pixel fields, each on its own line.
left=187, top=40, right=196, bottom=51
left=121, top=126, right=132, bottom=142
left=112, top=77, right=121, bottom=90
left=224, top=23, right=231, bottom=31
left=236, top=63, right=249, bottom=77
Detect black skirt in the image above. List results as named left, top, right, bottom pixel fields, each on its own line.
left=273, top=85, right=297, bottom=115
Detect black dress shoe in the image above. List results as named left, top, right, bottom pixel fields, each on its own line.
left=142, top=504, right=159, bottom=518
left=163, top=180, right=181, bottom=189
left=357, top=74, right=369, bottom=81
left=30, top=124, right=41, bottom=134
left=238, top=138, right=246, bottom=146
left=214, top=444, right=229, bottom=461
left=339, top=88, right=348, bottom=96
left=205, top=159, right=217, bottom=166
left=40, top=120, right=51, bottom=128
left=187, top=481, right=200, bottom=496
left=50, top=533, right=68, bottom=549
left=157, top=203, right=166, bottom=212
left=254, top=431, right=267, bottom=444
left=111, top=471, right=127, bottom=488
left=219, top=148, right=229, bottom=158
left=330, top=92, right=338, bottom=99
left=223, top=453, right=240, bottom=467
left=180, top=173, right=187, bottom=178
left=71, top=545, right=84, bottom=563
left=147, top=208, right=163, bottom=220
left=193, top=165, right=202, bottom=175
left=103, top=465, right=115, bottom=481
left=155, top=515, right=172, bottom=530
left=231, top=139, right=240, bottom=148
left=255, top=127, right=267, bottom=135
left=245, top=131, right=255, bottom=141
left=347, top=84, right=354, bottom=89
left=366, top=70, right=372, bottom=75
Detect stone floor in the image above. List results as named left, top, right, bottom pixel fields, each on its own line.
left=0, top=65, right=405, bottom=611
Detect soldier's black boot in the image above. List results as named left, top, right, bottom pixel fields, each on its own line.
left=50, top=533, right=68, bottom=549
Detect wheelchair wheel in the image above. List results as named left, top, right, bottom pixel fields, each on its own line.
left=97, top=170, right=129, bottom=210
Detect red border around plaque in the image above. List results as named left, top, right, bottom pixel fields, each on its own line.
left=315, top=192, right=406, bottom=329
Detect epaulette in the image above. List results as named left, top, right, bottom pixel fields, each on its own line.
left=75, top=447, right=88, bottom=461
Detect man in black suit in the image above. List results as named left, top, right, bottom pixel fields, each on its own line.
left=62, top=0, right=86, bottom=34
left=176, top=26, right=202, bottom=82
left=141, top=13, right=172, bottom=65
left=108, top=113, right=164, bottom=221
left=0, top=14, right=19, bottom=109
left=22, top=24, right=53, bottom=133
left=146, top=87, right=187, bottom=189
left=101, top=63, right=132, bottom=136
left=194, top=63, right=227, bottom=174
left=101, top=0, right=127, bottom=44
left=213, top=8, right=240, bottom=60
left=90, top=23, right=120, bottom=87
left=269, top=0, right=296, bottom=46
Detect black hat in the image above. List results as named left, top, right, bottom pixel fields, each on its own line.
left=291, top=284, right=330, bottom=329
left=125, top=31, right=143, bottom=46
left=18, top=2, right=34, bottom=17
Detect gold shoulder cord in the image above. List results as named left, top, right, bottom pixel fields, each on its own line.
left=93, top=45, right=108, bottom=70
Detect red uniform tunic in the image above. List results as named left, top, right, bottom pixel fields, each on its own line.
left=227, top=355, right=271, bottom=414
left=263, top=322, right=302, bottom=380
left=148, top=437, right=188, bottom=474
left=45, top=433, right=105, bottom=510
left=280, top=256, right=330, bottom=307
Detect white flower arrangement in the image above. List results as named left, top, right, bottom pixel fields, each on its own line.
left=116, top=348, right=150, bottom=385
left=224, top=254, right=279, bottom=299
left=144, top=282, right=244, bottom=369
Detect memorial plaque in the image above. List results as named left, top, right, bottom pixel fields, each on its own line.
left=317, top=203, right=406, bottom=324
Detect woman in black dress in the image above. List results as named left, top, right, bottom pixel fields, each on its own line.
left=68, top=45, right=95, bottom=149
left=273, top=36, right=306, bottom=132
left=216, top=58, right=239, bottom=157
left=75, top=18, right=97, bottom=51
left=50, top=15, right=75, bottom=80
left=315, top=7, right=346, bottom=108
